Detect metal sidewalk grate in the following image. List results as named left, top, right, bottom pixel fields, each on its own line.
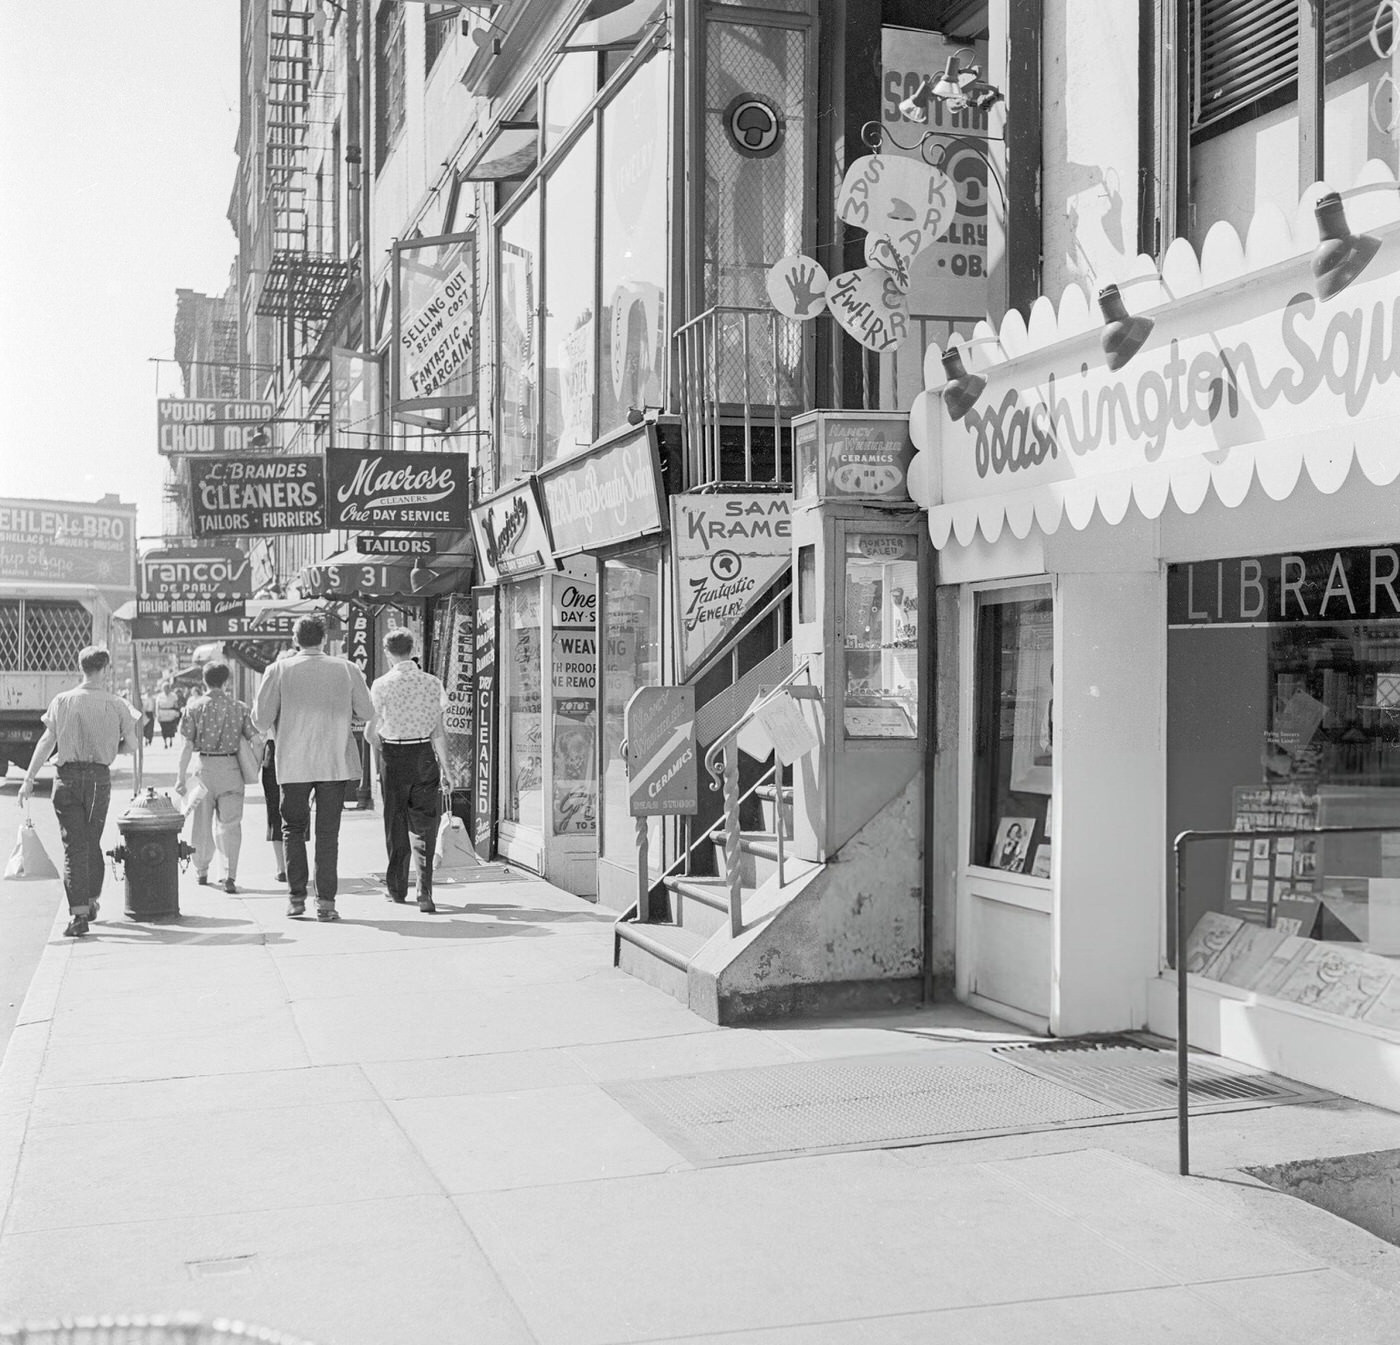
left=601, top=1045, right=1331, bottom=1167
left=993, top=1041, right=1328, bottom=1112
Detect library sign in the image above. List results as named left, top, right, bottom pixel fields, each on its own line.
left=187, top=455, right=326, bottom=538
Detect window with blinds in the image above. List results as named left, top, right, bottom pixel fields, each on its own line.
left=1191, top=0, right=1391, bottom=138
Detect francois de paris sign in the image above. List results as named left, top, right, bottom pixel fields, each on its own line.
left=921, top=226, right=1400, bottom=510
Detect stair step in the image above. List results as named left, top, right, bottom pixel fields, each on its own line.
left=662, top=875, right=731, bottom=938
left=616, top=920, right=705, bottom=1003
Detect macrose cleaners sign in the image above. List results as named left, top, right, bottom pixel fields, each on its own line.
left=325, top=448, right=471, bottom=530
left=916, top=221, right=1400, bottom=529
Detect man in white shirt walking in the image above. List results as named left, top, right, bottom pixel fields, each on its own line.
left=367, top=628, right=450, bottom=913
left=254, top=615, right=374, bottom=921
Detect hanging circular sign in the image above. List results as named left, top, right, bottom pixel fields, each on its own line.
left=724, top=94, right=784, bottom=159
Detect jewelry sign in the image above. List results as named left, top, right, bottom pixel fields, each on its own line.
left=325, top=448, right=471, bottom=531
left=671, top=493, right=793, bottom=679
left=187, top=456, right=326, bottom=538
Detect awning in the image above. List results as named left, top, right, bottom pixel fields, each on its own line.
left=458, top=120, right=539, bottom=182
left=246, top=597, right=337, bottom=635
left=298, top=545, right=473, bottom=600
left=563, top=0, right=664, bottom=49
left=910, top=168, right=1400, bottom=550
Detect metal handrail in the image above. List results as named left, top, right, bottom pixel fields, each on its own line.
left=1171, top=822, right=1400, bottom=1177
left=701, top=659, right=814, bottom=935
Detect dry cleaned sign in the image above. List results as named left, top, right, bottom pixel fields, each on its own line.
left=187, top=456, right=326, bottom=537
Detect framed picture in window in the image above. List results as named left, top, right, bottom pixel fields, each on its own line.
left=991, top=817, right=1034, bottom=872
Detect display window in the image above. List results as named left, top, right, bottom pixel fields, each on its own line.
left=1168, top=546, right=1400, bottom=1029
left=842, top=531, right=918, bottom=739
left=601, top=546, right=663, bottom=872
left=971, top=584, right=1054, bottom=877
left=503, top=581, right=544, bottom=829
left=550, top=572, right=598, bottom=835
left=498, top=190, right=540, bottom=485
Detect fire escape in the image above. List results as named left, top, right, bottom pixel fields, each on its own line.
left=255, top=1, right=352, bottom=336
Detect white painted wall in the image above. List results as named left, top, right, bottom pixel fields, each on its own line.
left=1040, top=2, right=1140, bottom=302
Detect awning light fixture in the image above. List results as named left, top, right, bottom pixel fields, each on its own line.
left=1098, top=282, right=1156, bottom=371
left=1312, top=190, right=1383, bottom=301
left=940, top=338, right=1006, bottom=422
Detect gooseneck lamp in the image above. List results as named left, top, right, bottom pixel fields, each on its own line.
left=941, top=347, right=986, bottom=422
left=898, top=76, right=933, bottom=124
left=1312, top=191, right=1382, bottom=301
left=1098, top=283, right=1155, bottom=371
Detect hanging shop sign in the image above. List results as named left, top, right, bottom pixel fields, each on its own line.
left=0, top=497, right=137, bottom=592
left=139, top=545, right=252, bottom=600
left=391, top=231, right=478, bottom=416
left=536, top=424, right=666, bottom=556
left=299, top=548, right=472, bottom=600
left=625, top=686, right=697, bottom=816
left=1167, top=546, right=1400, bottom=628
left=671, top=492, right=793, bottom=679
left=356, top=534, right=433, bottom=556
left=136, top=596, right=246, bottom=621
left=325, top=447, right=471, bottom=531
left=156, top=399, right=276, bottom=456
left=344, top=603, right=373, bottom=676
left=441, top=595, right=475, bottom=791
left=470, top=479, right=555, bottom=583
left=129, top=610, right=259, bottom=641
left=793, top=411, right=914, bottom=503
left=472, top=590, right=497, bottom=854
left=187, top=456, right=326, bottom=538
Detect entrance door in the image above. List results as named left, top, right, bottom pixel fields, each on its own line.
left=956, top=581, right=1056, bottom=1030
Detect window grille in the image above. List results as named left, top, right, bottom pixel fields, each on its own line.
left=22, top=602, right=92, bottom=672
left=1192, top=0, right=1391, bottom=137
left=0, top=602, right=19, bottom=672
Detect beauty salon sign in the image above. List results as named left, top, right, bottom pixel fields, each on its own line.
left=917, top=219, right=1400, bottom=525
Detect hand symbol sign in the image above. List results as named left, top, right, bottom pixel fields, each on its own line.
left=785, top=262, right=825, bottom=316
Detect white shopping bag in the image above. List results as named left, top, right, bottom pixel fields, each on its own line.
left=433, top=811, right=481, bottom=875
left=4, top=811, right=60, bottom=881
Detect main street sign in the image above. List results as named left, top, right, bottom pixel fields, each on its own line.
left=130, top=611, right=258, bottom=640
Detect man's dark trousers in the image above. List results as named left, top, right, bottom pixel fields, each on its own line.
left=380, top=741, right=441, bottom=902
left=279, top=780, right=348, bottom=901
left=52, top=762, right=111, bottom=914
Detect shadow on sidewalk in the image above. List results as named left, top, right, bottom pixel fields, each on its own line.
left=71, top=914, right=293, bottom=947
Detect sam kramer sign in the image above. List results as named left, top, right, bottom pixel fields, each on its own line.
left=325, top=448, right=471, bottom=531
left=672, top=493, right=792, bottom=678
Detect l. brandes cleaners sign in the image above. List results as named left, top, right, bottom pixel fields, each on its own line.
left=922, top=227, right=1400, bottom=507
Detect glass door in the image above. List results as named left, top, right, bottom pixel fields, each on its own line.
left=499, top=578, right=545, bottom=870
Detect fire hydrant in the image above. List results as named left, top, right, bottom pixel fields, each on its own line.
left=107, top=788, right=195, bottom=921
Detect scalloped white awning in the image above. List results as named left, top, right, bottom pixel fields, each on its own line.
left=909, top=162, right=1400, bottom=550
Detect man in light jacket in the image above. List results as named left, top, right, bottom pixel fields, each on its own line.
left=254, top=614, right=374, bottom=921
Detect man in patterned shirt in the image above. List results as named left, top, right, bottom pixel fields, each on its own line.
left=175, top=661, right=258, bottom=893
left=18, top=646, right=141, bottom=937
left=367, top=628, right=450, bottom=913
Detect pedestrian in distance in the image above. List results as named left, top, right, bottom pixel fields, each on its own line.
left=367, top=627, right=450, bottom=914
left=155, top=681, right=181, bottom=746
left=175, top=661, right=258, bottom=893
left=260, top=647, right=298, bottom=885
left=17, top=645, right=141, bottom=937
left=254, top=615, right=374, bottom=921
left=140, top=686, right=157, bottom=745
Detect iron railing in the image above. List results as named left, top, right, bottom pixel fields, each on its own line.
left=703, top=659, right=814, bottom=936
left=673, top=305, right=810, bottom=489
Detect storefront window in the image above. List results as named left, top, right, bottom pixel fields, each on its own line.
left=1168, top=547, right=1400, bottom=1027
left=843, top=532, right=918, bottom=739
left=498, top=190, right=540, bottom=485
left=972, top=585, right=1054, bottom=878
left=597, top=53, right=669, bottom=439
left=542, top=125, right=599, bottom=464
left=503, top=581, right=543, bottom=829
left=601, top=545, right=663, bottom=869
left=551, top=572, right=598, bottom=837
left=544, top=52, right=596, bottom=152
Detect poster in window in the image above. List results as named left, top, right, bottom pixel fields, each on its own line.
left=991, top=817, right=1033, bottom=873
left=551, top=626, right=597, bottom=835
left=1010, top=608, right=1053, bottom=794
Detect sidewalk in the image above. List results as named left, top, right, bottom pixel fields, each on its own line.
left=2, top=763, right=1399, bottom=1344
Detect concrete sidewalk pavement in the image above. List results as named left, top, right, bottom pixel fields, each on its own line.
left=2, top=768, right=1400, bottom=1344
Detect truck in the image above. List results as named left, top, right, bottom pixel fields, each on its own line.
left=0, top=496, right=138, bottom=776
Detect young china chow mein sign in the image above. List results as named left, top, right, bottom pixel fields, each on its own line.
left=915, top=216, right=1400, bottom=542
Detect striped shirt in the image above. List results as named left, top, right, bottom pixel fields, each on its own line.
left=43, top=687, right=138, bottom=766
left=180, top=688, right=255, bottom=754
